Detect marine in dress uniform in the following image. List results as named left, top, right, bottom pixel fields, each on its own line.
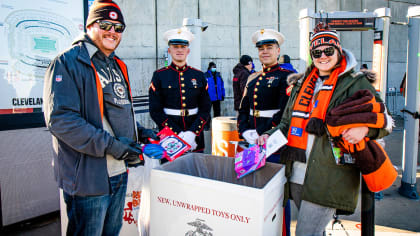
left=238, top=28, right=294, bottom=236
left=148, top=27, right=211, bottom=152
left=237, top=29, right=293, bottom=145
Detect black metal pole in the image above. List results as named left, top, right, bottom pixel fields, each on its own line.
left=361, top=179, right=375, bottom=236
left=83, top=0, right=89, bottom=30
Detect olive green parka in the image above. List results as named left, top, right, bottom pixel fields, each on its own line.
left=266, top=49, right=392, bottom=213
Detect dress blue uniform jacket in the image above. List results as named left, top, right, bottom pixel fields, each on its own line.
left=237, top=63, right=292, bottom=136
left=148, top=63, right=211, bottom=151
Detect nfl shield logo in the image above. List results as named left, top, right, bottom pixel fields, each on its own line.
left=55, top=75, right=62, bottom=82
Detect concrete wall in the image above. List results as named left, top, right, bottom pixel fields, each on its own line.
left=115, top=0, right=420, bottom=128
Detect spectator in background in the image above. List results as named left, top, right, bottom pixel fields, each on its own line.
left=233, top=55, right=253, bottom=111
left=279, top=54, right=298, bottom=73
left=205, top=62, right=225, bottom=118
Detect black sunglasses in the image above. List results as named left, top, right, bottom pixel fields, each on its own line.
left=311, top=47, right=335, bottom=58
left=97, top=20, right=125, bottom=33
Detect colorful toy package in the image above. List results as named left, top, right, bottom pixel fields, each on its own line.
left=154, top=126, right=191, bottom=162
left=234, top=144, right=266, bottom=179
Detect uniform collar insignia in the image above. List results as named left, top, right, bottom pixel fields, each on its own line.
left=263, top=63, right=278, bottom=73
left=171, top=62, right=188, bottom=72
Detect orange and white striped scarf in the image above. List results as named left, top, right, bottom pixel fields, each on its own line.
left=281, top=56, right=347, bottom=163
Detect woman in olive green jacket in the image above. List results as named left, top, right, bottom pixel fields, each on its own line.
left=259, top=24, right=392, bottom=236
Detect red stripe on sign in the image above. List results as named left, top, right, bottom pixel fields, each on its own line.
left=0, top=108, right=34, bottom=114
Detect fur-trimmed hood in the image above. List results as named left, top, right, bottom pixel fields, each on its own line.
left=286, top=48, right=376, bottom=86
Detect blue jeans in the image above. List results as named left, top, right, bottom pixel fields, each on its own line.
left=63, top=172, right=128, bottom=236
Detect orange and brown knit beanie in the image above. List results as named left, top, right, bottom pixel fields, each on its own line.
left=310, top=22, right=342, bottom=54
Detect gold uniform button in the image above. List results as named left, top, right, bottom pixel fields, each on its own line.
left=182, top=96, right=186, bottom=100
left=254, top=88, right=258, bottom=92
left=170, top=127, right=173, bottom=130
left=201, top=121, right=204, bottom=123
left=268, top=85, right=271, bottom=88
left=181, top=77, right=184, bottom=81
left=262, top=73, right=266, bottom=76
left=180, top=72, right=184, bottom=76
left=165, top=123, right=168, bottom=126
left=198, top=125, right=201, bottom=128
left=176, top=67, right=179, bottom=70
left=267, top=67, right=271, bottom=71
left=254, top=102, right=258, bottom=106
left=259, top=77, right=263, bottom=80
left=182, top=103, right=186, bottom=107
left=256, top=82, right=260, bottom=86
left=196, top=131, right=199, bottom=134
left=168, top=85, right=172, bottom=88
left=182, top=84, right=185, bottom=87
left=182, top=90, right=186, bottom=93
left=254, top=95, right=257, bottom=99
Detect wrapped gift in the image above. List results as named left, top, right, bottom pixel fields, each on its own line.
left=234, top=145, right=266, bottom=179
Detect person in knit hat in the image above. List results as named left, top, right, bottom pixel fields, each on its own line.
left=43, top=0, right=162, bottom=235
left=232, top=55, right=253, bottom=111
left=259, top=22, right=393, bottom=235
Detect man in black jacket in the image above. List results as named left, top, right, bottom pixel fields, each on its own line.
left=232, top=55, right=253, bottom=111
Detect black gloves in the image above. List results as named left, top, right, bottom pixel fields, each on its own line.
left=137, top=121, right=158, bottom=144
left=107, top=137, right=144, bottom=167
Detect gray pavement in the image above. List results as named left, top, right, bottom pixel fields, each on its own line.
left=1, top=116, right=419, bottom=235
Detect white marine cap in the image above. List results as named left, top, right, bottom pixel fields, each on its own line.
left=163, top=27, right=195, bottom=46
left=251, top=29, right=285, bottom=47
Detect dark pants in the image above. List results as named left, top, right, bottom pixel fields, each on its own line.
left=211, top=100, right=221, bottom=117
left=63, top=172, right=128, bottom=236
left=205, top=100, right=221, bottom=130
